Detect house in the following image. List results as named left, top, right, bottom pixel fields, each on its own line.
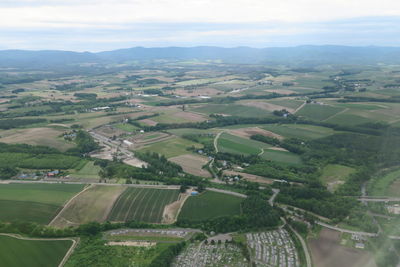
left=47, top=170, right=60, bottom=177
left=355, top=243, right=365, bottom=249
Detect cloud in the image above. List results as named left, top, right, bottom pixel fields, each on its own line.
left=0, top=1, right=400, bottom=50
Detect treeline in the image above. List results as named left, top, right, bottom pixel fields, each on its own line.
left=177, top=194, right=280, bottom=233
left=67, top=130, right=99, bottom=154
left=135, top=152, right=183, bottom=177
left=0, top=118, right=46, bottom=129
left=276, top=183, right=357, bottom=220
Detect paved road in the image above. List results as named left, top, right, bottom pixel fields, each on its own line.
left=358, top=197, right=400, bottom=202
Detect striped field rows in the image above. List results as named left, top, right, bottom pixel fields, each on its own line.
left=108, top=187, right=180, bottom=223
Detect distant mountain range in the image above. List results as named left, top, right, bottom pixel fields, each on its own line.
left=1, top=45, right=400, bottom=68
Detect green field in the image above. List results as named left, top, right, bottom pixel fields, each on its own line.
left=296, top=103, right=344, bottom=121
left=178, top=190, right=244, bottom=222
left=69, top=161, right=101, bottom=179
left=320, top=164, right=356, bottom=184
left=138, top=136, right=202, bottom=158
left=217, top=133, right=270, bottom=155
left=261, top=124, right=335, bottom=139
left=0, top=183, right=84, bottom=224
left=320, top=164, right=356, bottom=191
left=261, top=149, right=302, bottom=165
left=369, top=168, right=400, bottom=197
left=108, top=187, right=180, bottom=223
left=113, top=123, right=138, bottom=132
left=0, top=235, right=72, bottom=267
left=193, top=104, right=270, bottom=117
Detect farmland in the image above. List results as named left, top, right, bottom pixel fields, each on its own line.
left=320, top=164, right=356, bottom=191
left=51, top=185, right=125, bottom=227
left=178, top=191, right=244, bottom=222
left=138, top=136, right=202, bottom=158
left=0, top=183, right=84, bottom=224
left=368, top=168, right=400, bottom=197
left=108, top=187, right=180, bottom=223
left=309, top=229, right=376, bottom=267
left=261, top=124, right=335, bottom=140
left=217, top=132, right=271, bottom=155
left=192, top=103, right=270, bottom=117
left=296, top=103, right=344, bottom=121
left=0, top=234, right=73, bottom=267
left=260, top=149, right=302, bottom=165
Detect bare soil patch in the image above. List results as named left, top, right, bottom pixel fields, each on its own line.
left=162, top=193, right=189, bottom=224
left=96, top=125, right=126, bottom=138
left=238, top=100, right=295, bottom=113
left=224, top=170, right=274, bottom=184
left=173, top=111, right=207, bottom=122
left=0, top=127, right=73, bottom=151
left=139, top=119, right=158, bottom=126
left=169, top=154, right=211, bottom=177
left=50, top=185, right=126, bottom=228
left=227, top=127, right=283, bottom=140
left=265, top=89, right=297, bottom=95
left=309, top=229, right=376, bottom=267
left=107, top=241, right=156, bottom=247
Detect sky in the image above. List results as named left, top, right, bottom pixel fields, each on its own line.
left=0, top=0, right=400, bottom=51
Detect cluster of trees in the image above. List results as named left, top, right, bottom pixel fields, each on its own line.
left=135, top=152, right=183, bottom=177
left=148, top=242, right=186, bottom=267
left=73, top=93, right=97, bottom=100
left=177, top=194, right=280, bottom=233
left=0, top=118, right=46, bottom=129
left=0, top=143, right=83, bottom=177
left=276, top=183, right=357, bottom=220
left=67, top=130, right=99, bottom=155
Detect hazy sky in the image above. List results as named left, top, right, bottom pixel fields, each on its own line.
left=1, top=0, right=400, bottom=51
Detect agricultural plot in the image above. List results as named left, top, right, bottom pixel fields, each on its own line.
left=108, top=187, right=180, bottom=223
left=51, top=185, right=125, bottom=227
left=192, top=103, right=270, bottom=117
left=296, top=103, right=344, bottom=121
left=217, top=133, right=271, bottom=155
left=0, top=183, right=84, bottom=224
left=172, top=242, right=248, bottom=267
left=0, top=235, right=73, bottom=267
left=0, top=127, right=74, bottom=151
left=105, top=228, right=193, bottom=242
left=246, top=230, right=299, bottom=267
left=178, top=190, right=244, bottom=222
left=267, top=99, right=305, bottom=110
left=261, top=124, right=335, bottom=140
left=138, top=136, right=202, bottom=158
left=309, top=229, right=376, bottom=267
left=261, top=149, right=302, bottom=165
left=320, top=164, right=356, bottom=192
left=369, top=168, right=400, bottom=197
left=169, top=154, right=211, bottom=177
left=69, top=161, right=101, bottom=179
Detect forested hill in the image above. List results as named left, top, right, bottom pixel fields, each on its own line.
left=2, top=45, right=400, bottom=68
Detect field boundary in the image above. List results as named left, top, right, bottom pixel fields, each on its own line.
left=48, top=184, right=93, bottom=226
left=0, top=233, right=79, bottom=267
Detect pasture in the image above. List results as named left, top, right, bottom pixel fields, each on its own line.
left=169, top=154, right=211, bottom=177
left=192, top=103, right=270, bottom=117
left=0, top=183, right=84, bottom=223
left=260, top=149, right=302, bottom=165
left=0, top=235, right=73, bottom=267
left=296, top=103, right=344, bottom=121
left=138, top=136, right=202, bottom=158
left=261, top=124, right=335, bottom=140
left=69, top=161, right=101, bottom=179
left=108, top=187, right=180, bottom=223
left=0, top=127, right=74, bottom=151
left=178, top=190, right=244, bottom=222
left=51, top=185, right=125, bottom=227
left=217, top=132, right=270, bottom=155
left=369, top=168, right=400, bottom=197
left=320, top=164, right=356, bottom=192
